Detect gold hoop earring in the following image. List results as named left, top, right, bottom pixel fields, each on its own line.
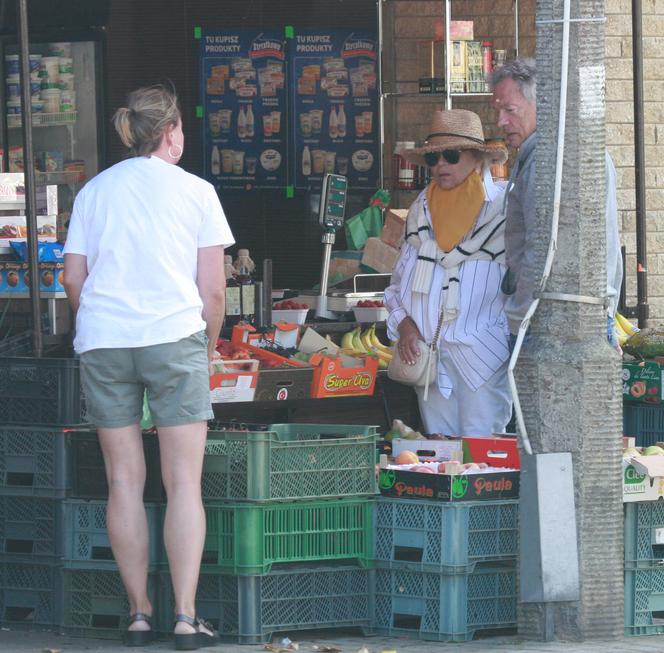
left=168, top=143, right=183, bottom=159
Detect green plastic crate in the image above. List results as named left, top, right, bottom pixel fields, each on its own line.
left=625, top=563, right=664, bottom=635
left=195, top=498, right=374, bottom=575
left=203, top=423, right=379, bottom=502
left=624, top=501, right=664, bottom=565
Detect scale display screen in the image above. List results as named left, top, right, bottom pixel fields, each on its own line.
left=319, top=173, right=348, bottom=230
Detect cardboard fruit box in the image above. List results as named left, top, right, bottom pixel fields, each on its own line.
left=378, top=464, right=519, bottom=502
left=309, top=352, right=379, bottom=398
left=623, top=360, right=664, bottom=404
left=392, top=437, right=463, bottom=462
left=209, top=359, right=259, bottom=403
left=623, top=454, right=664, bottom=502
left=462, top=435, right=521, bottom=469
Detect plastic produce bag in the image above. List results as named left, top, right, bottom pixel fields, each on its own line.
left=140, top=390, right=154, bottom=430
left=344, top=189, right=390, bottom=250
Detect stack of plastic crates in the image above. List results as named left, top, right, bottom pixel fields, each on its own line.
left=0, top=415, right=164, bottom=637
left=0, top=351, right=85, bottom=631
left=624, top=500, right=664, bottom=635
left=59, top=429, right=163, bottom=639
left=157, top=423, right=379, bottom=644
left=371, top=497, right=519, bottom=642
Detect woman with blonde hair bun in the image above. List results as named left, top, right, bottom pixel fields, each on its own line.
left=64, top=84, right=233, bottom=650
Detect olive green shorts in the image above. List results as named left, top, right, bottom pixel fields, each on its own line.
left=80, top=331, right=213, bottom=428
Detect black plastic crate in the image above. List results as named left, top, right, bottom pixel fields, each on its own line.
left=624, top=403, right=664, bottom=448
left=0, top=427, right=69, bottom=497
left=62, top=568, right=158, bottom=639
left=0, top=496, right=63, bottom=558
left=0, top=558, right=63, bottom=629
left=68, top=430, right=164, bottom=501
left=157, top=563, right=371, bottom=644
left=0, top=356, right=85, bottom=426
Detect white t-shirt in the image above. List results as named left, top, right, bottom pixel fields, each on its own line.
left=64, top=155, right=235, bottom=353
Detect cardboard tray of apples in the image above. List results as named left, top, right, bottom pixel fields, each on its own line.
left=378, top=447, right=520, bottom=503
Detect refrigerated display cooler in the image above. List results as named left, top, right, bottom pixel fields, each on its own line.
left=0, top=32, right=105, bottom=339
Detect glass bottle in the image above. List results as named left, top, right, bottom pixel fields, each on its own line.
left=246, top=104, right=255, bottom=138
left=238, top=106, right=247, bottom=138
left=224, top=254, right=241, bottom=327
left=393, top=141, right=417, bottom=190
left=211, top=145, right=221, bottom=176
left=329, top=105, right=338, bottom=139
left=337, top=104, right=347, bottom=138
left=234, top=248, right=256, bottom=323
left=302, top=145, right=311, bottom=176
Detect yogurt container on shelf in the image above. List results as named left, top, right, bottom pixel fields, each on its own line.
left=40, top=56, right=60, bottom=83
left=5, top=76, right=20, bottom=99
left=49, top=42, right=71, bottom=58
left=29, top=54, right=42, bottom=73
left=58, top=73, right=75, bottom=91
left=60, top=90, right=76, bottom=112
left=41, top=88, right=61, bottom=113
left=58, top=57, right=73, bottom=74
left=31, top=99, right=44, bottom=114
left=6, top=99, right=21, bottom=114
left=4, top=54, right=19, bottom=75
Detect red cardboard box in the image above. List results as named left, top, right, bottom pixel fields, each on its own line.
left=309, top=353, right=379, bottom=398
left=462, top=435, right=520, bottom=469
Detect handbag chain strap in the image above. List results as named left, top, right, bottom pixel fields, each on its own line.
left=429, top=307, right=446, bottom=351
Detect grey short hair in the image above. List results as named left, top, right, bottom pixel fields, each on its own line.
left=491, top=57, right=536, bottom=103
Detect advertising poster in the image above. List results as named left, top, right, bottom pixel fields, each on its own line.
left=201, top=31, right=287, bottom=190
left=291, top=30, right=379, bottom=190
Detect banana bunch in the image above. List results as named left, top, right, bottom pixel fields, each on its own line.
left=339, top=324, right=394, bottom=369
left=615, top=312, right=639, bottom=347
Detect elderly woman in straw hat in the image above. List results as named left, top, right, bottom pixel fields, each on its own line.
left=384, top=109, right=512, bottom=436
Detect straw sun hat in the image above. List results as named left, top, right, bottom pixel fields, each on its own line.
left=401, top=109, right=508, bottom=167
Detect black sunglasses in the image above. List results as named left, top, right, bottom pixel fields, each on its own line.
left=424, top=149, right=462, bottom=166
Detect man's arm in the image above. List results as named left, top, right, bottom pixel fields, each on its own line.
left=63, top=253, right=88, bottom=313
left=605, top=152, right=623, bottom=317
left=504, top=161, right=539, bottom=334
left=197, top=245, right=226, bottom=360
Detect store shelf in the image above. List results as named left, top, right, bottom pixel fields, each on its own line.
left=0, top=291, right=67, bottom=299
left=7, top=111, right=77, bottom=128
left=381, top=92, right=492, bottom=99
left=35, top=171, right=84, bottom=185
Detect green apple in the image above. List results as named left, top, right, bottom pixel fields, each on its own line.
left=643, top=445, right=664, bottom=456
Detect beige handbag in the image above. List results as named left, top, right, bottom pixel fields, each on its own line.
left=387, top=308, right=445, bottom=400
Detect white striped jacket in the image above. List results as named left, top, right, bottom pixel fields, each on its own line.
left=385, top=173, right=510, bottom=397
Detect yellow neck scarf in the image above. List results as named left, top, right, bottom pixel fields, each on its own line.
left=427, top=171, right=485, bottom=252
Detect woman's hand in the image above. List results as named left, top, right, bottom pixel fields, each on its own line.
left=397, top=317, right=423, bottom=365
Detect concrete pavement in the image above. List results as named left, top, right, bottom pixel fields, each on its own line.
left=3, top=628, right=664, bottom=653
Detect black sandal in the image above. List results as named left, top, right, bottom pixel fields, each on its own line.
left=173, top=614, right=218, bottom=651
left=123, top=612, right=157, bottom=647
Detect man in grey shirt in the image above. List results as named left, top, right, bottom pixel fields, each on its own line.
left=492, top=57, right=623, bottom=347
